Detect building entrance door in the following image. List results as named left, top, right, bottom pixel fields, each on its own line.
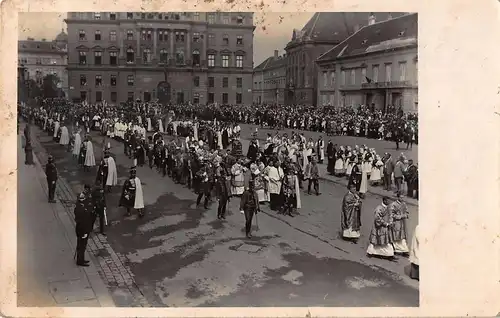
left=144, top=91, right=151, bottom=102
left=176, top=92, right=184, bottom=104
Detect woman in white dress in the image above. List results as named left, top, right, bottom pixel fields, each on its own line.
left=59, top=125, right=70, bottom=146
left=345, top=152, right=353, bottom=179
left=72, top=130, right=82, bottom=159
left=334, top=147, right=345, bottom=176
left=84, top=137, right=96, bottom=172
left=370, top=155, right=383, bottom=186
left=359, top=157, right=370, bottom=197
left=409, top=225, right=419, bottom=280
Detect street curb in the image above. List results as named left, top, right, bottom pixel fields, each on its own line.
left=29, top=126, right=151, bottom=307
left=28, top=138, right=116, bottom=307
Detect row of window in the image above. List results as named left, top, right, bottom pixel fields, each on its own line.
left=78, top=29, right=245, bottom=46
left=19, top=57, right=61, bottom=65
left=79, top=90, right=244, bottom=104
left=77, top=49, right=244, bottom=68
left=338, top=61, right=410, bottom=86
left=83, top=12, right=246, bottom=25
left=79, top=74, right=244, bottom=89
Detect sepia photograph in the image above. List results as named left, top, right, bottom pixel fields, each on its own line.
left=15, top=11, right=420, bottom=308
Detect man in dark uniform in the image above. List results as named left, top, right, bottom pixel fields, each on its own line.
left=74, top=184, right=93, bottom=266
left=91, top=185, right=107, bottom=235
left=95, top=156, right=108, bottom=189
left=196, top=159, right=213, bottom=209
left=240, top=180, right=260, bottom=238
left=45, top=155, right=58, bottom=203
left=146, top=136, right=155, bottom=169
left=215, top=161, right=230, bottom=219
left=119, top=167, right=144, bottom=218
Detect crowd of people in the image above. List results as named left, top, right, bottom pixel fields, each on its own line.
left=18, top=98, right=418, bottom=276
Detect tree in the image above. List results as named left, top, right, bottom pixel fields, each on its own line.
left=26, top=79, right=42, bottom=99
left=42, top=74, right=62, bottom=98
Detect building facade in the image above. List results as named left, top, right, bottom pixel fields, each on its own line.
left=18, top=32, right=69, bottom=97
left=252, top=50, right=287, bottom=104
left=316, top=13, right=418, bottom=113
left=65, top=12, right=254, bottom=105
left=284, top=12, right=404, bottom=106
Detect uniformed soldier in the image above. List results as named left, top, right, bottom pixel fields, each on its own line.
left=45, top=155, right=58, bottom=203
left=119, top=166, right=145, bottom=218
left=240, top=180, right=260, bottom=238
left=95, top=157, right=108, bottom=189
left=74, top=184, right=93, bottom=266
left=215, top=161, right=230, bottom=219
left=91, top=185, right=107, bottom=235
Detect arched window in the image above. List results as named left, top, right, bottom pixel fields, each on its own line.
left=143, top=48, right=151, bottom=63
left=176, top=48, right=184, bottom=65
left=126, top=47, right=135, bottom=63
left=160, top=49, right=168, bottom=63
left=192, top=49, right=200, bottom=66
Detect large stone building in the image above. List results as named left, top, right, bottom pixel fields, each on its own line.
left=18, top=31, right=69, bottom=96
left=316, top=13, right=418, bottom=112
left=65, top=12, right=254, bottom=104
left=252, top=50, right=287, bottom=104
left=284, top=12, right=404, bottom=106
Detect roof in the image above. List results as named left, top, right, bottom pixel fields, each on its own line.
left=18, top=39, right=67, bottom=54
left=289, top=12, right=406, bottom=46
left=316, top=13, right=417, bottom=62
left=254, top=55, right=287, bottom=72
left=55, top=29, right=68, bottom=42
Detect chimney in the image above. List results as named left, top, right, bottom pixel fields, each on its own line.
left=274, top=50, right=279, bottom=59
left=368, top=13, right=376, bottom=25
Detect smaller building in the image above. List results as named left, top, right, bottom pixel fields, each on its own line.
left=315, top=13, right=418, bottom=112
left=18, top=30, right=69, bottom=97
left=252, top=50, right=287, bottom=104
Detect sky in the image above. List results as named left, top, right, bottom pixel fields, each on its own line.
left=18, top=12, right=314, bottom=66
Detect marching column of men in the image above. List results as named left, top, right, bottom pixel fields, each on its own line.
left=22, top=102, right=417, bottom=278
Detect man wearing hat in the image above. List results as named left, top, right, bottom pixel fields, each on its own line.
left=214, top=161, right=230, bottom=219
left=45, top=155, right=58, bottom=203
left=304, top=156, right=320, bottom=196
left=196, top=158, right=213, bottom=209
left=74, top=184, right=94, bottom=266
left=119, top=166, right=145, bottom=218
left=240, top=180, right=260, bottom=238
left=91, top=184, right=107, bottom=235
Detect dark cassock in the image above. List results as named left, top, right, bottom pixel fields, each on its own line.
left=135, top=139, right=146, bottom=167
left=74, top=185, right=94, bottom=266
left=146, top=136, right=155, bottom=169
left=246, top=139, right=259, bottom=163
left=349, top=159, right=363, bottom=192
left=222, top=129, right=229, bottom=149
left=326, top=141, right=335, bottom=175
left=214, top=163, right=230, bottom=219
left=341, top=185, right=362, bottom=241
left=231, top=138, right=243, bottom=158
left=196, top=160, right=213, bottom=209
left=78, top=141, right=87, bottom=166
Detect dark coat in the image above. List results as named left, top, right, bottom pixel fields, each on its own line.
left=74, top=191, right=93, bottom=236
left=239, top=189, right=260, bottom=212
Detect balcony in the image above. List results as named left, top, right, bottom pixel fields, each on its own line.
left=360, top=80, right=416, bottom=89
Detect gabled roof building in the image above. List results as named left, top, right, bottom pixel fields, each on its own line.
left=284, top=12, right=404, bottom=106
left=315, top=13, right=418, bottom=112
left=252, top=50, right=287, bottom=104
